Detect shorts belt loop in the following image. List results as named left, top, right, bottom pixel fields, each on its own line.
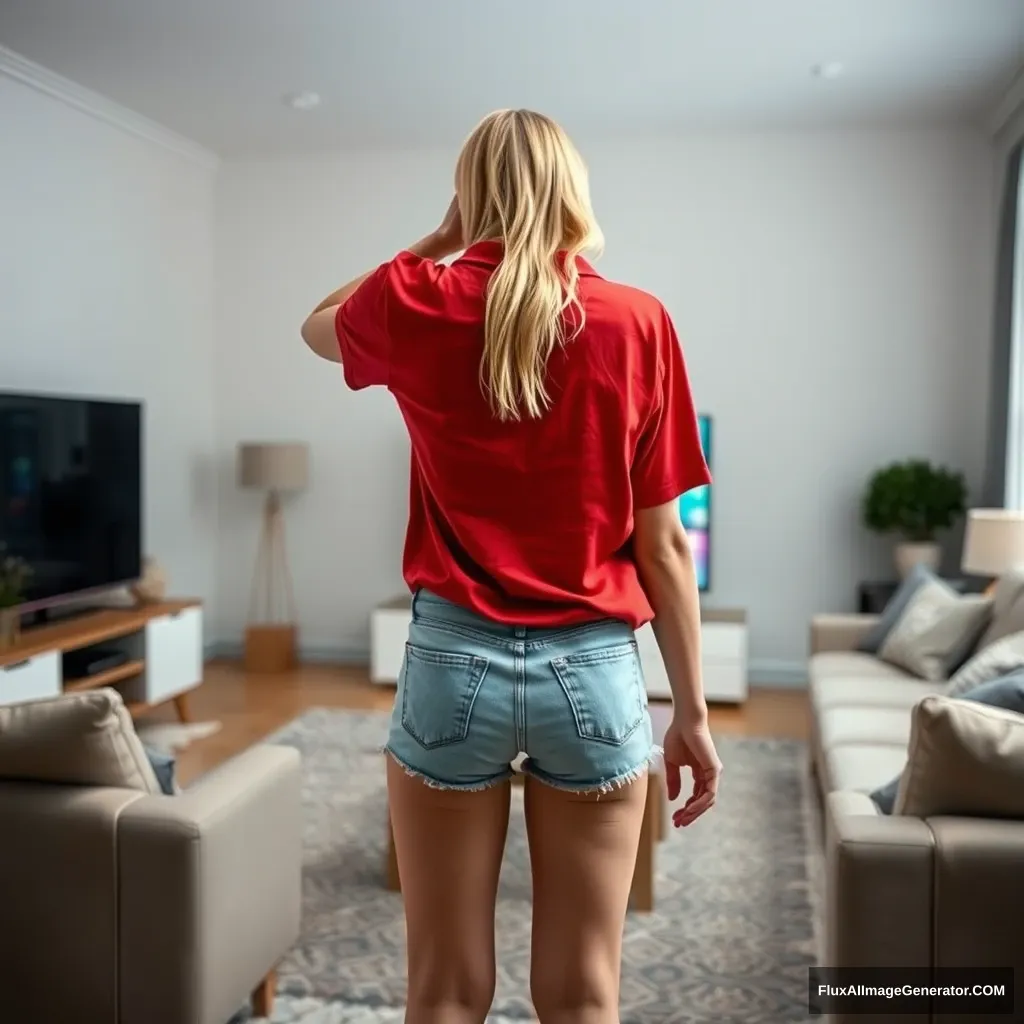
left=410, top=588, right=420, bottom=619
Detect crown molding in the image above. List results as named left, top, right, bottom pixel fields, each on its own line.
left=0, top=44, right=219, bottom=170
left=989, top=64, right=1024, bottom=139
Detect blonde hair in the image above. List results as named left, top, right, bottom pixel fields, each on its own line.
left=455, top=110, right=603, bottom=421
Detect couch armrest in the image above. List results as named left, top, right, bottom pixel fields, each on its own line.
left=117, top=744, right=302, bottom=1024
left=928, top=817, right=1024, bottom=968
left=810, top=613, right=879, bottom=654
left=0, top=785, right=147, bottom=1023
left=826, top=792, right=935, bottom=974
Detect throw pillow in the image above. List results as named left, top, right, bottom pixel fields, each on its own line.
left=142, top=744, right=178, bottom=795
left=858, top=565, right=937, bottom=654
left=0, top=687, right=162, bottom=793
left=946, top=629, right=1024, bottom=697
left=893, top=695, right=1024, bottom=818
left=871, top=572, right=991, bottom=680
left=870, top=671, right=1024, bottom=813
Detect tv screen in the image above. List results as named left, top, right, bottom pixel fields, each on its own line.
left=679, top=415, right=712, bottom=591
left=0, top=393, right=143, bottom=612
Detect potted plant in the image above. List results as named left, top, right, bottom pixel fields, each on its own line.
left=862, top=459, right=967, bottom=578
left=0, top=545, right=32, bottom=650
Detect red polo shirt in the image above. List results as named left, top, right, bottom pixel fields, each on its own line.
left=335, top=241, right=710, bottom=629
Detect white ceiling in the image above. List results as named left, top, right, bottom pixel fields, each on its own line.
left=2, top=0, right=1023, bottom=157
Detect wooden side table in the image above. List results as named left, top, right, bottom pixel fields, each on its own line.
left=857, top=576, right=986, bottom=614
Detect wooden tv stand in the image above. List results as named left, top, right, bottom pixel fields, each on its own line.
left=0, top=599, right=204, bottom=718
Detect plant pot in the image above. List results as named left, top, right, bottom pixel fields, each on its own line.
left=894, top=541, right=941, bottom=579
left=0, top=607, right=20, bottom=651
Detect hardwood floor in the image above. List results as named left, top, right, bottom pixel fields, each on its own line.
left=140, top=659, right=810, bottom=786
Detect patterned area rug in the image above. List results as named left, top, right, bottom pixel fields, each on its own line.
left=245, top=709, right=820, bottom=1024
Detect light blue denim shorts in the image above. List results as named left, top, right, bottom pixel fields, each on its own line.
left=384, top=590, right=657, bottom=793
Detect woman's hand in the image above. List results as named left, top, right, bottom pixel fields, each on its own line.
left=663, top=715, right=722, bottom=828
left=433, top=196, right=464, bottom=256
left=408, top=197, right=464, bottom=262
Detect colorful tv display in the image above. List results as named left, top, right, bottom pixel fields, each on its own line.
left=679, top=415, right=712, bottom=591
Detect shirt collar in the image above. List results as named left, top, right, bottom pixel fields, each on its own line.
left=455, top=240, right=601, bottom=278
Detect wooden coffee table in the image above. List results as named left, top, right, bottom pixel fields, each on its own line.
left=386, top=704, right=671, bottom=912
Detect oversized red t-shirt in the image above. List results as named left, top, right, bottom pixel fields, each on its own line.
left=335, top=240, right=710, bottom=629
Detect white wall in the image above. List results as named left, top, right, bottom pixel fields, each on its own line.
left=214, top=129, right=994, bottom=677
left=0, top=73, right=220, bottom=626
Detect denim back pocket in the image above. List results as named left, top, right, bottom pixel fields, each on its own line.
left=400, top=643, right=489, bottom=749
left=551, top=641, right=646, bottom=745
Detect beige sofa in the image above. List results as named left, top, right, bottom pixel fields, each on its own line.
left=0, top=743, right=303, bottom=1024
left=808, top=613, right=1024, bottom=1020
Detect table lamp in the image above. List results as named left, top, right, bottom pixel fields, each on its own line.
left=961, top=508, right=1024, bottom=595
left=238, top=441, right=310, bottom=672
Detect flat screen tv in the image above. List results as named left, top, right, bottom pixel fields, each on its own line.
left=679, top=415, right=712, bottom=592
left=0, top=392, right=143, bottom=613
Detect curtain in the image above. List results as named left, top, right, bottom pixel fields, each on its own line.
left=983, top=142, right=1023, bottom=508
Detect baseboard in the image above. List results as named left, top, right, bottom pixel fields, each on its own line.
left=748, top=659, right=807, bottom=688
left=204, top=639, right=368, bottom=665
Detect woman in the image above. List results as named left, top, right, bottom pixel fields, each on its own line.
left=301, top=109, right=722, bottom=1024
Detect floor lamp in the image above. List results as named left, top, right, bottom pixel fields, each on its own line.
left=238, top=441, right=310, bottom=673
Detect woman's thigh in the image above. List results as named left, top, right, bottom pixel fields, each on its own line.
left=388, top=760, right=511, bottom=1008
left=524, top=774, right=648, bottom=1019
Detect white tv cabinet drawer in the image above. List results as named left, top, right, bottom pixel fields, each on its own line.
left=0, top=651, right=61, bottom=706
left=144, top=606, right=203, bottom=704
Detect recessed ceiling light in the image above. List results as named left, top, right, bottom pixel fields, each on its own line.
left=811, top=61, right=846, bottom=80
left=283, top=91, right=321, bottom=111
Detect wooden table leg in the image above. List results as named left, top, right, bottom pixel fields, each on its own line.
left=386, top=814, right=401, bottom=892
left=657, top=775, right=669, bottom=842
left=629, top=772, right=658, bottom=912
left=173, top=693, right=192, bottom=723
left=252, top=968, right=276, bottom=1018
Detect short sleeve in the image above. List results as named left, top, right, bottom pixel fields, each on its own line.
left=630, top=311, right=712, bottom=509
left=335, top=259, right=394, bottom=390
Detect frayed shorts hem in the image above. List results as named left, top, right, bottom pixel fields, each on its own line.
left=519, top=745, right=662, bottom=795
left=384, top=746, right=515, bottom=792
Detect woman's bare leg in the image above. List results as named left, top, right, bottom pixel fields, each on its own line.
left=387, top=757, right=511, bottom=1024
left=525, top=774, right=649, bottom=1024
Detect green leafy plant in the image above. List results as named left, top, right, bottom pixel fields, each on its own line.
left=862, top=460, right=967, bottom=543
left=0, top=544, right=32, bottom=609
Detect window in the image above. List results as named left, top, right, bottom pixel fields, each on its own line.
left=1008, top=165, right=1024, bottom=509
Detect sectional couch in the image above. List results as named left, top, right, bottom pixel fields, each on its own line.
left=807, top=574, right=1024, bottom=1022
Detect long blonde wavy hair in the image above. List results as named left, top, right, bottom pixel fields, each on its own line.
left=455, top=110, right=604, bottom=421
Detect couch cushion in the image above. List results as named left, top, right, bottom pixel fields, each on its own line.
left=829, top=790, right=882, bottom=818
left=811, top=666, right=938, bottom=712
left=818, top=706, right=913, bottom=750
left=894, top=695, right=1024, bottom=818
left=0, top=688, right=161, bottom=793
left=811, top=650, right=916, bottom=682
left=946, top=629, right=1024, bottom=697
left=825, top=744, right=909, bottom=794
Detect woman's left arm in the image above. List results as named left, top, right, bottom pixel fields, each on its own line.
left=300, top=205, right=463, bottom=362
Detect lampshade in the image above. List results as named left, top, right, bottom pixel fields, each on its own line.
left=961, top=508, right=1024, bottom=576
left=237, top=442, right=309, bottom=493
